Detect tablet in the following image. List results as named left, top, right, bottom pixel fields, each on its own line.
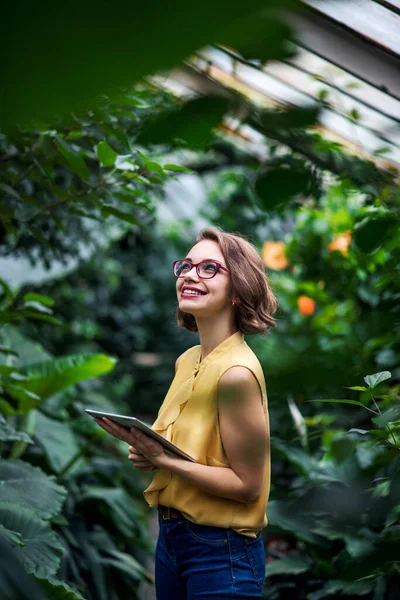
left=85, top=409, right=197, bottom=463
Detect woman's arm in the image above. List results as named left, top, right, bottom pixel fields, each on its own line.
left=129, top=366, right=268, bottom=504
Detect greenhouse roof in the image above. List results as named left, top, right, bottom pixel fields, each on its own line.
left=156, top=0, right=400, bottom=170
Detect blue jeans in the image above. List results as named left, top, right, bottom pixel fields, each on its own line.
left=155, top=512, right=266, bottom=599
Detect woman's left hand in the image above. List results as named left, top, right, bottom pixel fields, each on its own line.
left=94, top=417, right=167, bottom=467
left=129, top=428, right=167, bottom=467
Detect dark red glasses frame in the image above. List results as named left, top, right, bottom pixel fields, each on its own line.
left=172, top=259, right=230, bottom=279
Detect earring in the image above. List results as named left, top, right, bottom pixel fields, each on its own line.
left=232, top=301, right=235, bottom=306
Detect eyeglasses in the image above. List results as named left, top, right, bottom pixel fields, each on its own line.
left=172, top=259, right=230, bottom=279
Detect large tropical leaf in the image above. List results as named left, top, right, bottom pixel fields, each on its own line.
left=0, top=414, right=33, bottom=443
left=78, top=486, right=142, bottom=538
left=0, top=327, right=51, bottom=367
left=9, top=353, right=117, bottom=408
left=0, top=535, right=50, bottom=600
left=34, top=412, right=83, bottom=474
left=1, top=0, right=293, bottom=127
left=36, top=577, right=86, bottom=600
left=0, top=460, right=67, bottom=519
left=265, top=555, right=310, bottom=577
left=102, top=549, right=154, bottom=584
left=0, top=503, right=64, bottom=578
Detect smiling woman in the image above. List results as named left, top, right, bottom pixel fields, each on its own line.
left=96, top=226, right=278, bottom=599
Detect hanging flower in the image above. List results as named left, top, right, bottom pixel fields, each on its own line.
left=262, top=241, right=289, bottom=270
left=297, top=295, right=316, bottom=316
left=327, top=229, right=352, bottom=256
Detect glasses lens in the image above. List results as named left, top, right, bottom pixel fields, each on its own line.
left=198, top=261, right=219, bottom=278
left=174, top=260, right=192, bottom=277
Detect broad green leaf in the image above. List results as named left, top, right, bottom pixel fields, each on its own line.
left=0, top=345, right=18, bottom=357
left=101, top=205, right=140, bottom=226
left=364, top=371, right=391, bottom=389
left=95, top=141, right=118, bottom=167
left=36, top=577, right=86, bottom=600
left=23, top=293, right=55, bottom=307
left=2, top=0, right=295, bottom=128
left=79, top=486, right=142, bottom=537
left=54, top=138, right=91, bottom=179
left=34, top=412, right=82, bottom=474
left=266, top=499, right=327, bottom=546
left=306, top=399, right=367, bottom=408
left=0, top=460, right=67, bottom=519
left=0, top=503, right=64, bottom=578
left=102, top=550, right=154, bottom=583
left=0, top=328, right=51, bottom=367
left=372, top=480, right=391, bottom=498
left=0, top=417, right=33, bottom=443
left=265, top=555, right=310, bottom=576
left=372, top=405, right=400, bottom=427
left=137, top=96, right=230, bottom=149
left=164, top=164, right=194, bottom=173
left=16, top=353, right=117, bottom=401
left=0, top=523, right=24, bottom=547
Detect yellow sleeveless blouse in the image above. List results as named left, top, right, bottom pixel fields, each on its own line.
left=143, top=331, right=271, bottom=538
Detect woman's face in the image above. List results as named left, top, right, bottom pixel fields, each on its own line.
left=176, top=240, right=233, bottom=318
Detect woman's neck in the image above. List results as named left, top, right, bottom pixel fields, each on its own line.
left=196, top=317, right=238, bottom=362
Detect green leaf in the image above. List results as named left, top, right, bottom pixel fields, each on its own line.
left=0, top=344, right=19, bottom=357
left=258, top=106, right=320, bottom=131
left=102, top=550, right=154, bottom=583
left=348, top=428, right=370, bottom=435
left=164, top=163, right=194, bottom=173
left=22, top=293, right=55, bottom=307
left=54, top=138, right=91, bottom=179
left=137, top=96, right=230, bottom=149
left=95, top=141, right=118, bottom=167
left=20, top=310, right=63, bottom=325
left=306, top=399, right=367, bottom=408
left=36, top=577, right=86, bottom=600
left=79, top=486, right=142, bottom=537
left=344, top=386, right=367, bottom=391
left=255, top=165, right=315, bottom=211
left=0, top=417, right=33, bottom=443
left=265, top=555, right=310, bottom=576
left=17, top=353, right=117, bottom=401
left=0, top=503, right=64, bottom=578
left=22, top=301, right=53, bottom=315
left=34, top=412, right=82, bottom=474
left=364, top=371, right=391, bottom=389
left=372, top=480, right=391, bottom=498
left=101, top=205, right=139, bottom=226
left=353, top=215, right=399, bottom=254
left=0, top=523, right=25, bottom=547
left=372, top=405, right=400, bottom=427
left=0, top=460, right=67, bottom=519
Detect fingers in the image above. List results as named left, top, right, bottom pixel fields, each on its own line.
left=94, top=417, right=135, bottom=445
left=128, top=450, right=158, bottom=471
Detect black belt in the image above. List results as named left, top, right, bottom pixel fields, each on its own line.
left=158, top=504, right=184, bottom=520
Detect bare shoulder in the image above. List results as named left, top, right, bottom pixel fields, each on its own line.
left=218, top=366, right=262, bottom=408
left=219, top=365, right=260, bottom=390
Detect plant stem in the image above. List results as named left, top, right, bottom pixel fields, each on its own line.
left=56, top=430, right=104, bottom=483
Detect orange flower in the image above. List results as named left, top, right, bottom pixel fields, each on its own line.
left=262, top=241, right=289, bottom=270
left=327, top=230, right=352, bottom=256
left=297, top=295, right=316, bottom=316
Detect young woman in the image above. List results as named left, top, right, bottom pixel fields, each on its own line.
left=96, top=227, right=278, bottom=599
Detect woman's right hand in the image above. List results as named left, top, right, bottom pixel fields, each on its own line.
left=128, top=444, right=158, bottom=472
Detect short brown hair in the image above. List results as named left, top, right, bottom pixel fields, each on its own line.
left=176, top=227, right=278, bottom=334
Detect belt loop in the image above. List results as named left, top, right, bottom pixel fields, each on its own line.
left=167, top=506, right=171, bottom=520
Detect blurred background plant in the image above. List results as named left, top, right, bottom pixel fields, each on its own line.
left=1, top=0, right=400, bottom=598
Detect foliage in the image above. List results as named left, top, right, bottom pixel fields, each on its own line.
left=0, top=323, right=153, bottom=599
